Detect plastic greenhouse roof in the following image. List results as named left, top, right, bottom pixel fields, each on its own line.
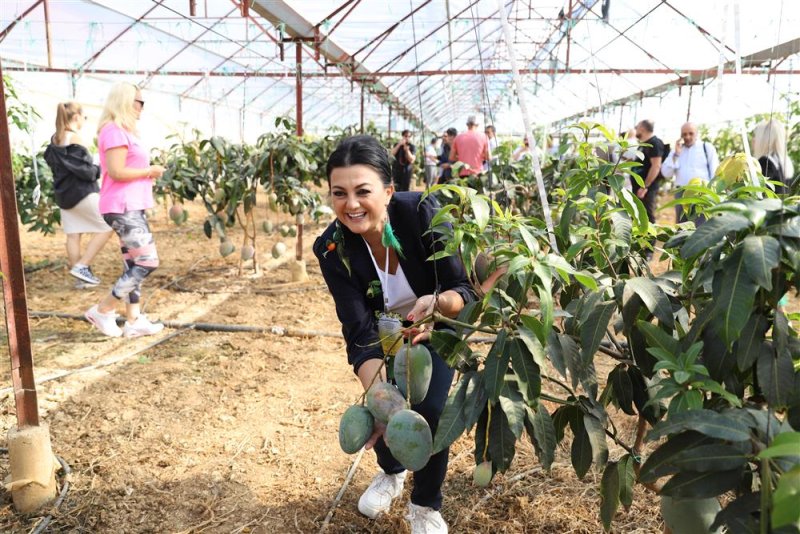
left=2, top=0, right=800, bottom=140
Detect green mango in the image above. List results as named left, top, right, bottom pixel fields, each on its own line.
left=366, top=382, right=405, bottom=424
left=385, top=409, right=432, bottom=472
left=338, top=405, right=374, bottom=454
left=394, top=344, right=432, bottom=404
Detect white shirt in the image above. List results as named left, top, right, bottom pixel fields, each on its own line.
left=661, top=141, right=720, bottom=186
left=363, top=239, right=418, bottom=317
left=425, top=143, right=439, bottom=166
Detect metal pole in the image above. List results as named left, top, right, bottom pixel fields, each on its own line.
left=42, top=0, right=53, bottom=68
left=0, top=62, right=40, bottom=428
left=388, top=105, right=392, bottom=138
left=497, top=0, right=558, bottom=252
left=360, top=85, right=365, bottom=134
left=295, top=41, right=303, bottom=137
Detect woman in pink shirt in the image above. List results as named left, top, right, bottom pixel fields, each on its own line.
left=84, top=83, right=165, bottom=338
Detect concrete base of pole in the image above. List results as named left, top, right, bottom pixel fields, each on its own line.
left=5, top=424, right=58, bottom=513
left=290, top=259, right=309, bottom=282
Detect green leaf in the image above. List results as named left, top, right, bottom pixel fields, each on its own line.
left=510, top=338, right=541, bottom=404
left=637, top=320, right=680, bottom=357
left=432, top=375, right=469, bottom=454
left=742, top=235, right=780, bottom=291
left=609, top=364, right=635, bottom=416
left=571, top=416, right=593, bottom=479
left=772, top=465, right=800, bottom=528
left=580, top=300, right=617, bottom=364
left=525, top=405, right=556, bottom=470
left=584, top=413, right=609, bottom=468
left=619, top=187, right=649, bottom=232
left=660, top=496, right=723, bottom=534
left=640, top=432, right=713, bottom=483
left=548, top=330, right=567, bottom=379
left=600, top=461, right=621, bottom=532
left=463, top=372, right=487, bottom=431
left=757, top=432, right=800, bottom=459
left=671, top=444, right=748, bottom=472
left=680, top=213, right=751, bottom=258
left=617, top=454, right=635, bottom=508
left=483, top=330, right=509, bottom=403
left=499, top=384, right=526, bottom=439
left=712, top=249, right=759, bottom=348
left=646, top=410, right=751, bottom=442
left=660, top=469, right=743, bottom=499
left=625, top=278, right=673, bottom=329
left=735, top=314, right=768, bottom=371
left=574, top=271, right=598, bottom=291
left=560, top=333, right=582, bottom=390
left=488, top=406, right=517, bottom=472
left=757, top=344, right=794, bottom=408
left=518, top=316, right=547, bottom=368
left=469, top=193, right=490, bottom=232
left=518, top=225, right=540, bottom=256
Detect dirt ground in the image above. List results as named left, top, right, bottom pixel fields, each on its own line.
left=0, top=190, right=743, bottom=533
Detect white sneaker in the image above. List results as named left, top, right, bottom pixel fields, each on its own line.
left=406, top=503, right=448, bottom=534
left=357, top=471, right=407, bottom=519
left=85, top=305, right=122, bottom=337
left=122, top=315, right=164, bottom=338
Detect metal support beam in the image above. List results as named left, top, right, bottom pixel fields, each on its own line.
left=0, top=0, right=44, bottom=43
left=360, top=85, right=365, bottom=133
left=0, top=62, right=40, bottom=428
left=80, top=1, right=166, bottom=72
left=296, top=41, right=303, bottom=137
left=42, top=0, right=53, bottom=68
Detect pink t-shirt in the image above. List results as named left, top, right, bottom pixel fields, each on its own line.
left=452, top=131, right=489, bottom=176
left=97, top=122, right=153, bottom=214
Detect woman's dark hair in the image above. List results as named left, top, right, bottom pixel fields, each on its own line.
left=326, top=135, right=392, bottom=187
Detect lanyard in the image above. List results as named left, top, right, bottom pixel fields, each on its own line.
left=364, top=237, right=390, bottom=311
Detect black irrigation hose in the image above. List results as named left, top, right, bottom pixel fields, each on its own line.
left=0, top=447, right=71, bottom=534
left=167, top=278, right=327, bottom=296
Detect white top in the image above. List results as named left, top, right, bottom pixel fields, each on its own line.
left=363, top=238, right=418, bottom=317
left=425, top=143, right=439, bottom=166
left=661, top=141, right=720, bottom=186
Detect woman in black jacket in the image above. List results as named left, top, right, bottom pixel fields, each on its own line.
left=314, top=135, right=475, bottom=534
left=43, top=102, right=112, bottom=287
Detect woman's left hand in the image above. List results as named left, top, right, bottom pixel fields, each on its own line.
left=405, top=294, right=436, bottom=344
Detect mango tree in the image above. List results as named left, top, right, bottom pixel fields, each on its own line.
left=422, top=123, right=800, bottom=532
left=255, top=117, right=324, bottom=281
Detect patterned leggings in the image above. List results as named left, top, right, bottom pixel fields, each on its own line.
left=103, top=210, right=159, bottom=304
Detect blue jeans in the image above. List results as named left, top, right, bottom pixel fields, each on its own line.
left=375, top=345, right=454, bottom=510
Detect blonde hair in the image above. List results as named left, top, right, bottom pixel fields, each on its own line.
left=55, top=101, right=82, bottom=145
left=97, top=82, right=140, bottom=135
left=752, top=119, right=795, bottom=178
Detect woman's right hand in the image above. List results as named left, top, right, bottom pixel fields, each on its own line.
left=148, top=164, right=165, bottom=179
left=364, top=419, right=387, bottom=450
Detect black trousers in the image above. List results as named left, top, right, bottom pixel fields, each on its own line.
left=375, top=345, right=454, bottom=510
left=631, top=179, right=659, bottom=224
left=393, top=165, right=412, bottom=192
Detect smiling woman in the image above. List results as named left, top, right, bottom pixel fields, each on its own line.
left=314, top=135, right=476, bottom=534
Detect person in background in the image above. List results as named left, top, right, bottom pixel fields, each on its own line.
left=315, top=135, right=475, bottom=533
left=437, top=127, right=457, bottom=183
left=660, top=122, right=720, bottom=223
left=631, top=119, right=665, bottom=224
left=43, top=102, right=113, bottom=288
left=450, top=115, right=490, bottom=177
left=391, top=130, right=416, bottom=192
left=752, top=119, right=795, bottom=195
left=84, top=83, right=165, bottom=338
left=424, top=136, right=440, bottom=187
left=512, top=137, right=532, bottom=162
left=484, top=124, right=499, bottom=171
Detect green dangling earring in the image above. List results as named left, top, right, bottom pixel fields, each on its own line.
left=382, top=218, right=404, bottom=259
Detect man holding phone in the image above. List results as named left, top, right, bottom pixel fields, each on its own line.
left=391, top=130, right=416, bottom=191
left=661, top=122, right=719, bottom=223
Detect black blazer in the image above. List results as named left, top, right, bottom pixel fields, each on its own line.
left=313, top=191, right=476, bottom=374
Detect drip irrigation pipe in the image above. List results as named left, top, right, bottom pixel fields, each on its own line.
left=0, top=327, right=193, bottom=397
left=0, top=448, right=71, bottom=534
left=167, top=279, right=327, bottom=296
